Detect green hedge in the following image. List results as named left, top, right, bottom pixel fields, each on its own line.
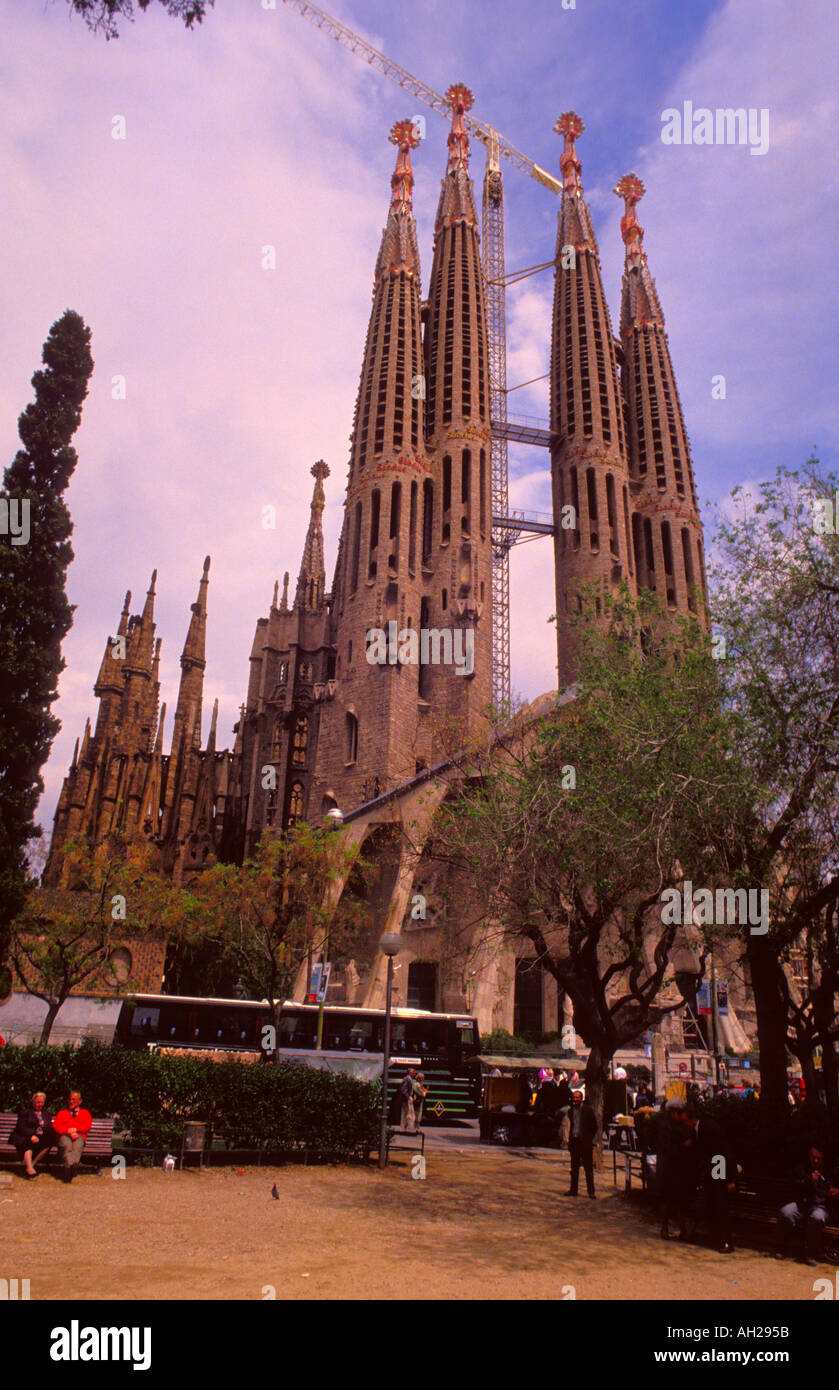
left=0, top=1040, right=380, bottom=1160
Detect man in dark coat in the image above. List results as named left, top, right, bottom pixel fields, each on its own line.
left=679, top=1105, right=736, bottom=1252
left=776, top=1147, right=839, bottom=1265
left=565, top=1090, right=598, bottom=1198
left=10, top=1091, right=54, bottom=1178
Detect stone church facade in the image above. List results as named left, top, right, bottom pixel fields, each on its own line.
left=41, top=96, right=752, bottom=1064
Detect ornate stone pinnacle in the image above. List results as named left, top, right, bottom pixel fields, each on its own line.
left=555, top=111, right=585, bottom=140
left=311, top=459, right=330, bottom=482
left=554, top=112, right=585, bottom=197
left=445, top=83, right=474, bottom=114
left=389, top=118, right=421, bottom=150
left=614, top=173, right=646, bottom=264
left=445, top=83, right=473, bottom=172
left=388, top=120, right=417, bottom=212
left=614, top=172, right=646, bottom=207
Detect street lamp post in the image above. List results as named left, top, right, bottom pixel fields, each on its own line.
left=378, top=931, right=402, bottom=1170
left=315, top=806, right=343, bottom=1051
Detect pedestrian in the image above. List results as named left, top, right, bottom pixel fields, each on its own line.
left=399, top=1068, right=418, bottom=1131
left=10, top=1090, right=54, bottom=1179
left=634, top=1082, right=654, bottom=1111
left=657, top=1098, right=696, bottom=1241
left=565, top=1090, right=597, bottom=1199
left=52, top=1090, right=93, bottom=1183
left=775, top=1146, right=839, bottom=1265
left=413, top=1072, right=428, bottom=1130
left=678, top=1104, right=735, bottom=1252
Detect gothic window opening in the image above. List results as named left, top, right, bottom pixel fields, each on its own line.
left=461, top=449, right=471, bottom=535
left=442, top=455, right=452, bottom=544
left=586, top=468, right=599, bottom=551
left=350, top=501, right=362, bottom=595
left=345, top=712, right=358, bottom=764
left=368, top=488, right=380, bottom=579
left=422, top=480, right=434, bottom=566
left=287, top=782, right=304, bottom=827
left=661, top=520, right=676, bottom=607
left=408, top=481, right=418, bottom=574
left=271, top=719, right=282, bottom=761
left=479, top=450, right=486, bottom=537
left=292, top=717, right=308, bottom=766
left=389, top=481, right=401, bottom=572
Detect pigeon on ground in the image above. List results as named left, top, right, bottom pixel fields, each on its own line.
left=271, top=1183, right=279, bottom=1200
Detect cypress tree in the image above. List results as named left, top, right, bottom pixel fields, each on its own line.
left=0, top=310, right=94, bottom=986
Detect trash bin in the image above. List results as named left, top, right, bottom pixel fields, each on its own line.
left=179, top=1121, right=208, bottom=1170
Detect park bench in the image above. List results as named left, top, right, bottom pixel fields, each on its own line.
left=731, top=1174, right=839, bottom=1257
left=0, top=1113, right=114, bottom=1173
left=386, top=1126, right=426, bottom=1161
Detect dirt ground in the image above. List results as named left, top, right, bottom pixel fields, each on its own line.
left=2, top=1149, right=831, bottom=1301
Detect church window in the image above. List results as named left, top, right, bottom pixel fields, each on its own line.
left=345, top=712, right=358, bottom=765
left=408, top=481, right=418, bottom=574
left=368, top=489, right=380, bottom=579
left=479, top=450, right=486, bottom=537
left=461, top=450, right=471, bottom=535
left=350, top=501, right=362, bottom=595
left=442, top=456, right=451, bottom=544
left=422, top=481, right=434, bottom=566
left=389, top=481, right=401, bottom=571
left=265, top=790, right=277, bottom=827
left=271, top=719, right=282, bottom=761
left=288, top=783, right=304, bottom=826
left=292, top=717, right=308, bottom=766
left=298, top=661, right=312, bottom=682
left=278, top=660, right=288, bottom=683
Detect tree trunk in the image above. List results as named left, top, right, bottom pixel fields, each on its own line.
left=584, top=1042, right=611, bottom=1170
left=747, top=936, right=789, bottom=1109
left=39, top=999, right=63, bottom=1045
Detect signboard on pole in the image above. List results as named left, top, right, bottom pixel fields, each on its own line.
left=716, top=982, right=729, bottom=1017
left=697, top=981, right=711, bottom=1016
left=309, top=963, right=331, bottom=1003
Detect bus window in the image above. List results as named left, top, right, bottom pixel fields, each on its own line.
left=390, top=1021, right=407, bottom=1052
left=130, top=1007, right=160, bottom=1038
left=348, top=1019, right=375, bottom=1052
left=406, top=1018, right=448, bottom=1056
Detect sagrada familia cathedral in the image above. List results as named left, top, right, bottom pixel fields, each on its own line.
left=42, top=92, right=747, bottom=1064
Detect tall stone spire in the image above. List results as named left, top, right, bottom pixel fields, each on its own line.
left=549, top=112, right=632, bottom=686
left=172, top=556, right=210, bottom=750
left=420, top=79, right=492, bottom=727
left=295, top=461, right=329, bottom=611
left=314, top=118, right=431, bottom=813
left=92, top=589, right=131, bottom=740
left=614, top=174, right=706, bottom=617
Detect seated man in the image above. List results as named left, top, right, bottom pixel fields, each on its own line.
left=776, top=1146, right=839, bottom=1265
left=52, top=1091, right=92, bottom=1183
left=10, top=1091, right=54, bottom=1178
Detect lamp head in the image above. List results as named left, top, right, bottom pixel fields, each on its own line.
left=379, top=931, right=402, bottom=958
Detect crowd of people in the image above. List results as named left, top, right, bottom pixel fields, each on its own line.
left=655, top=1095, right=838, bottom=1262
left=9, top=1089, right=92, bottom=1182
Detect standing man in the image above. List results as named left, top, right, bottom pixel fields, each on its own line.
left=52, top=1090, right=92, bottom=1183
left=399, top=1068, right=418, bottom=1131
left=679, top=1104, right=735, bottom=1252
left=565, top=1090, right=597, bottom=1199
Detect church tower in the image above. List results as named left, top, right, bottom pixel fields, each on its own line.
left=614, top=173, right=707, bottom=618
left=231, top=461, right=336, bottom=857
left=422, top=83, right=493, bottom=729
left=549, top=113, right=633, bottom=686
left=311, top=118, right=431, bottom=813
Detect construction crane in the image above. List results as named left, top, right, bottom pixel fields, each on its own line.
left=280, top=0, right=560, bottom=709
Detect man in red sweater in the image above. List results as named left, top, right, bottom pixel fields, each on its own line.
left=52, top=1091, right=92, bottom=1182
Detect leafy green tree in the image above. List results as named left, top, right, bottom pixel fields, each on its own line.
left=62, top=0, right=213, bottom=38
left=179, top=824, right=369, bottom=1060
left=710, top=459, right=839, bottom=1113
left=437, top=588, right=742, bottom=1135
left=0, top=310, right=93, bottom=991
left=10, top=834, right=178, bottom=1044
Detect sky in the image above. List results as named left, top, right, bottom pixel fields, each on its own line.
left=1, top=0, right=837, bottom=837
